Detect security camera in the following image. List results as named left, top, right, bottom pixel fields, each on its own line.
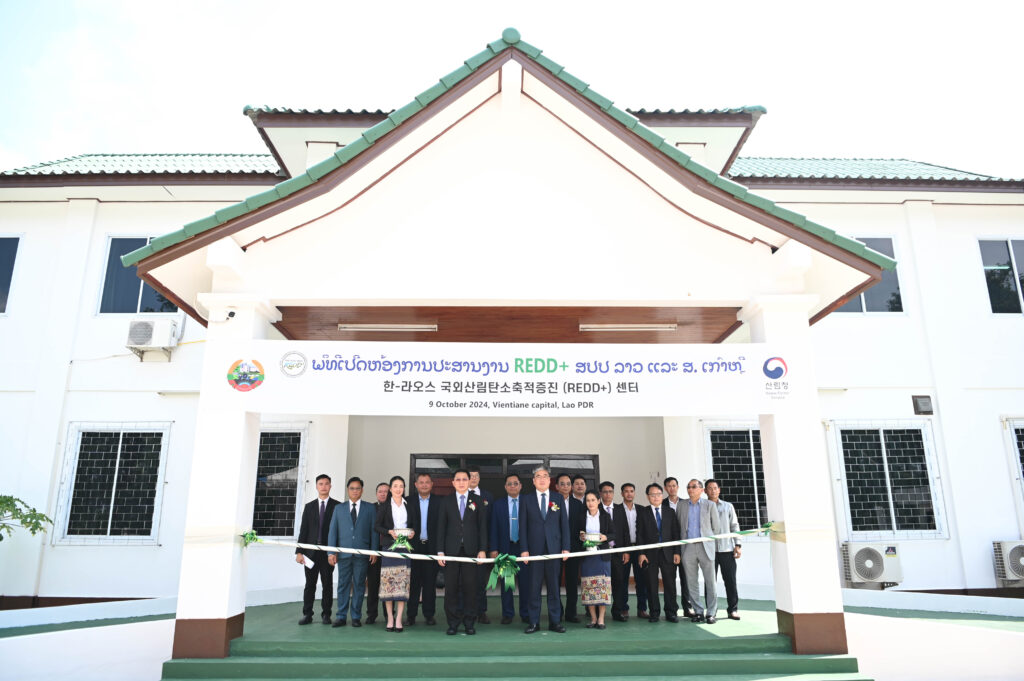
left=227, top=310, right=236, bottom=318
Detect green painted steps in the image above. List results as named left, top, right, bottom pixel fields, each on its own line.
left=165, top=677, right=872, bottom=681
left=229, top=632, right=793, bottom=657
left=163, top=653, right=862, bottom=679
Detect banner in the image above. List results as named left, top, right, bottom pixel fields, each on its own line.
left=214, top=341, right=799, bottom=416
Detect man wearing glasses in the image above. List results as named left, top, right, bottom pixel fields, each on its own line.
left=521, top=466, right=570, bottom=633
left=636, top=483, right=681, bottom=622
left=677, top=479, right=723, bottom=623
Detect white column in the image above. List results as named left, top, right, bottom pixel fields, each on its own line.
left=740, top=295, right=848, bottom=654
left=172, top=295, right=280, bottom=658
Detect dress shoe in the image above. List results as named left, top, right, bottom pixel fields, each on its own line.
left=477, top=613, right=490, bottom=624
left=501, top=616, right=514, bottom=624
left=612, top=614, right=627, bottom=622
left=465, top=626, right=476, bottom=635
left=585, top=621, right=597, bottom=629
left=705, top=616, right=717, bottom=624
left=637, top=610, right=649, bottom=619
left=728, top=611, right=741, bottom=620
left=351, top=620, right=362, bottom=627
left=331, top=619, right=346, bottom=628
left=666, top=615, right=679, bottom=623
left=565, top=615, right=581, bottom=623
left=524, top=623, right=540, bottom=634
left=395, top=626, right=404, bottom=633
left=690, top=614, right=705, bottom=623
left=365, top=615, right=377, bottom=625
left=548, top=623, right=567, bottom=633
left=298, top=615, right=313, bottom=625
left=321, top=615, right=332, bottom=625
left=425, top=617, right=437, bottom=625
left=596, top=623, right=606, bottom=630
left=446, top=626, right=458, bottom=635
left=386, top=625, right=395, bottom=632
left=684, top=608, right=697, bottom=618
left=648, top=615, right=659, bottom=623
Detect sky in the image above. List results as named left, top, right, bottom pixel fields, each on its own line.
left=1, top=0, right=1022, bottom=178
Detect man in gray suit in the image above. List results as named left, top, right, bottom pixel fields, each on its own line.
left=676, top=478, right=722, bottom=623
left=327, top=476, right=379, bottom=627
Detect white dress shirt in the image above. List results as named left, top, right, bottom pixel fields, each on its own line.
left=391, top=499, right=408, bottom=529
left=623, top=503, right=638, bottom=543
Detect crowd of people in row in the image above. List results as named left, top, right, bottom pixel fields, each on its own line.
left=295, top=465, right=742, bottom=635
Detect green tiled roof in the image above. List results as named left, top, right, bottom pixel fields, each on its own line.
left=2, top=153, right=280, bottom=176
left=730, top=157, right=1018, bottom=182
left=243, top=107, right=390, bottom=116
left=631, top=107, right=766, bottom=115
left=120, top=28, right=896, bottom=272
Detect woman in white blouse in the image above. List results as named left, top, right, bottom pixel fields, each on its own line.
left=579, top=490, right=614, bottom=629
left=374, top=475, right=420, bottom=632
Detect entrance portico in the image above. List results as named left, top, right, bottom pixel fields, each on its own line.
left=123, top=29, right=894, bottom=659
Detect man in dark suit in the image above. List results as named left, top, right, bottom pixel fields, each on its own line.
left=296, top=474, right=340, bottom=625
left=467, top=465, right=494, bottom=623
left=636, top=482, right=681, bottom=623
left=437, top=468, right=488, bottom=635
left=615, top=482, right=649, bottom=620
left=408, top=472, right=441, bottom=626
left=364, top=482, right=389, bottom=624
left=554, top=473, right=585, bottom=623
left=521, top=465, right=570, bottom=634
left=489, top=473, right=530, bottom=624
left=598, top=481, right=628, bottom=621
left=327, top=476, right=378, bottom=627
left=664, top=476, right=693, bottom=617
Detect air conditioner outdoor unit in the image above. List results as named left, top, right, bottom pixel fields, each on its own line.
left=842, top=542, right=902, bottom=585
left=993, top=541, right=1024, bottom=586
left=126, top=319, right=179, bottom=360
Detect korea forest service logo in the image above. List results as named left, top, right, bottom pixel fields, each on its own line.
left=762, top=357, right=788, bottom=380
left=227, top=359, right=265, bottom=392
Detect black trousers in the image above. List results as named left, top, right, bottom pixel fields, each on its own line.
left=671, top=560, right=692, bottom=612
left=366, top=555, right=383, bottom=619
left=715, top=551, right=739, bottom=613
left=409, top=539, right=438, bottom=619
left=562, top=555, right=582, bottom=618
left=444, top=549, right=478, bottom=627
left=477, top=563, right=490, bottom=615
left=644, top=552, right=678, bottom=618
left=301, top=552, right=334, bottom=618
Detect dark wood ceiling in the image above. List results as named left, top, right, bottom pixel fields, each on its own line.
left=274, top=306, right=742, bottom=343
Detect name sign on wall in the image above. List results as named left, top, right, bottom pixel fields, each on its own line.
left=215, top=341, right=799, bottom=417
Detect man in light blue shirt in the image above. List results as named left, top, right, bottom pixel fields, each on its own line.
left=676, top=479, right=723, bottom=623
left=489, top=473, right=530, bottom=624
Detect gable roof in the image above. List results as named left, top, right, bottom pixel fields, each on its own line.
left=120, top=28, right=896, bottom=272
left=730, top=157, right=1024, bottom=189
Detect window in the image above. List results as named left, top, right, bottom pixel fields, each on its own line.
left=59, top=423, right=170, bottom=543
left=834, top=422, right=943, bottom=538
left=706, top=428, right=767, bottom=531
left=0, top=237, right=18, bottom=313
left=100, top=237, right=177, bottom=313
left=837, top=237, right=903, bottom=312
left=251, top=429, right=305, bottom=536
left=979, top=240, right=1024, bottom=313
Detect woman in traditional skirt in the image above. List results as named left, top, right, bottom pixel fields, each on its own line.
left=375, top=475, right=420, bottom=632
left=579, top=490, right=614, bottom=629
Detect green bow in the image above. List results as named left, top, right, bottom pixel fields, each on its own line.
left=388, top=535, right=414, bottom=551
left=241, top=530, right=261, bottom=547
left=486, top=553, right=520, bottom=591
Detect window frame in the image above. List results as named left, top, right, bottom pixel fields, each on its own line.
left=702, top=420, right=768, bottom=543
left=1002, top=417, right=1024, bottom=535
left=96, top=235, right=178, bottom=316
left=978, top=237, right=1024, bottom=315
left=834, top=235, right=907, bottom=315
left=0, top=233, right=24, bottom=317
left=829, top=419, right=947, bottom=541
left=254, top=422, right=309, bottom=538
left=54, top=421, right=172, bottom=546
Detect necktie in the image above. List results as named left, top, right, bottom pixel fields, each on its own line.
left=510, top=497, right=519, bottom=542
left=655, top=507, right=662, bottom=541
left=459, top=495, right=466, bottom=519
left=319, top=500, right=326, bottom=535
left=541, top=493, right=547, bottom=519
left=350, top=503, right=357, bottom=525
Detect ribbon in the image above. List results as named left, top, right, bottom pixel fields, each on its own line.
left=239, top=520, right=777, bottom=564
left=582, top=539, right=602, bottom=550
left=388, top=535, right=414, bottom=552
left=486, top=553, right=520, bottom=591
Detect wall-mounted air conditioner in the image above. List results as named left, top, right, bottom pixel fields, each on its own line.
left=842, top=542, right=902, bottom=585
left=993, top=541, right=1024, bottom=587
left=126, top=318, right=179, bottom=360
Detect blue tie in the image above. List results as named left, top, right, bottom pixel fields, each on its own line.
left=510, top=497, right=519, bottom=542
left=541, top=493, right=547, bottom=519
left=459, top=495, right=466, bottom=520
left=655, top=507, right=662, bottom=540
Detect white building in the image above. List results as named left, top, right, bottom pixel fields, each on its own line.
left=1, top=28, right=1022, bottom=657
